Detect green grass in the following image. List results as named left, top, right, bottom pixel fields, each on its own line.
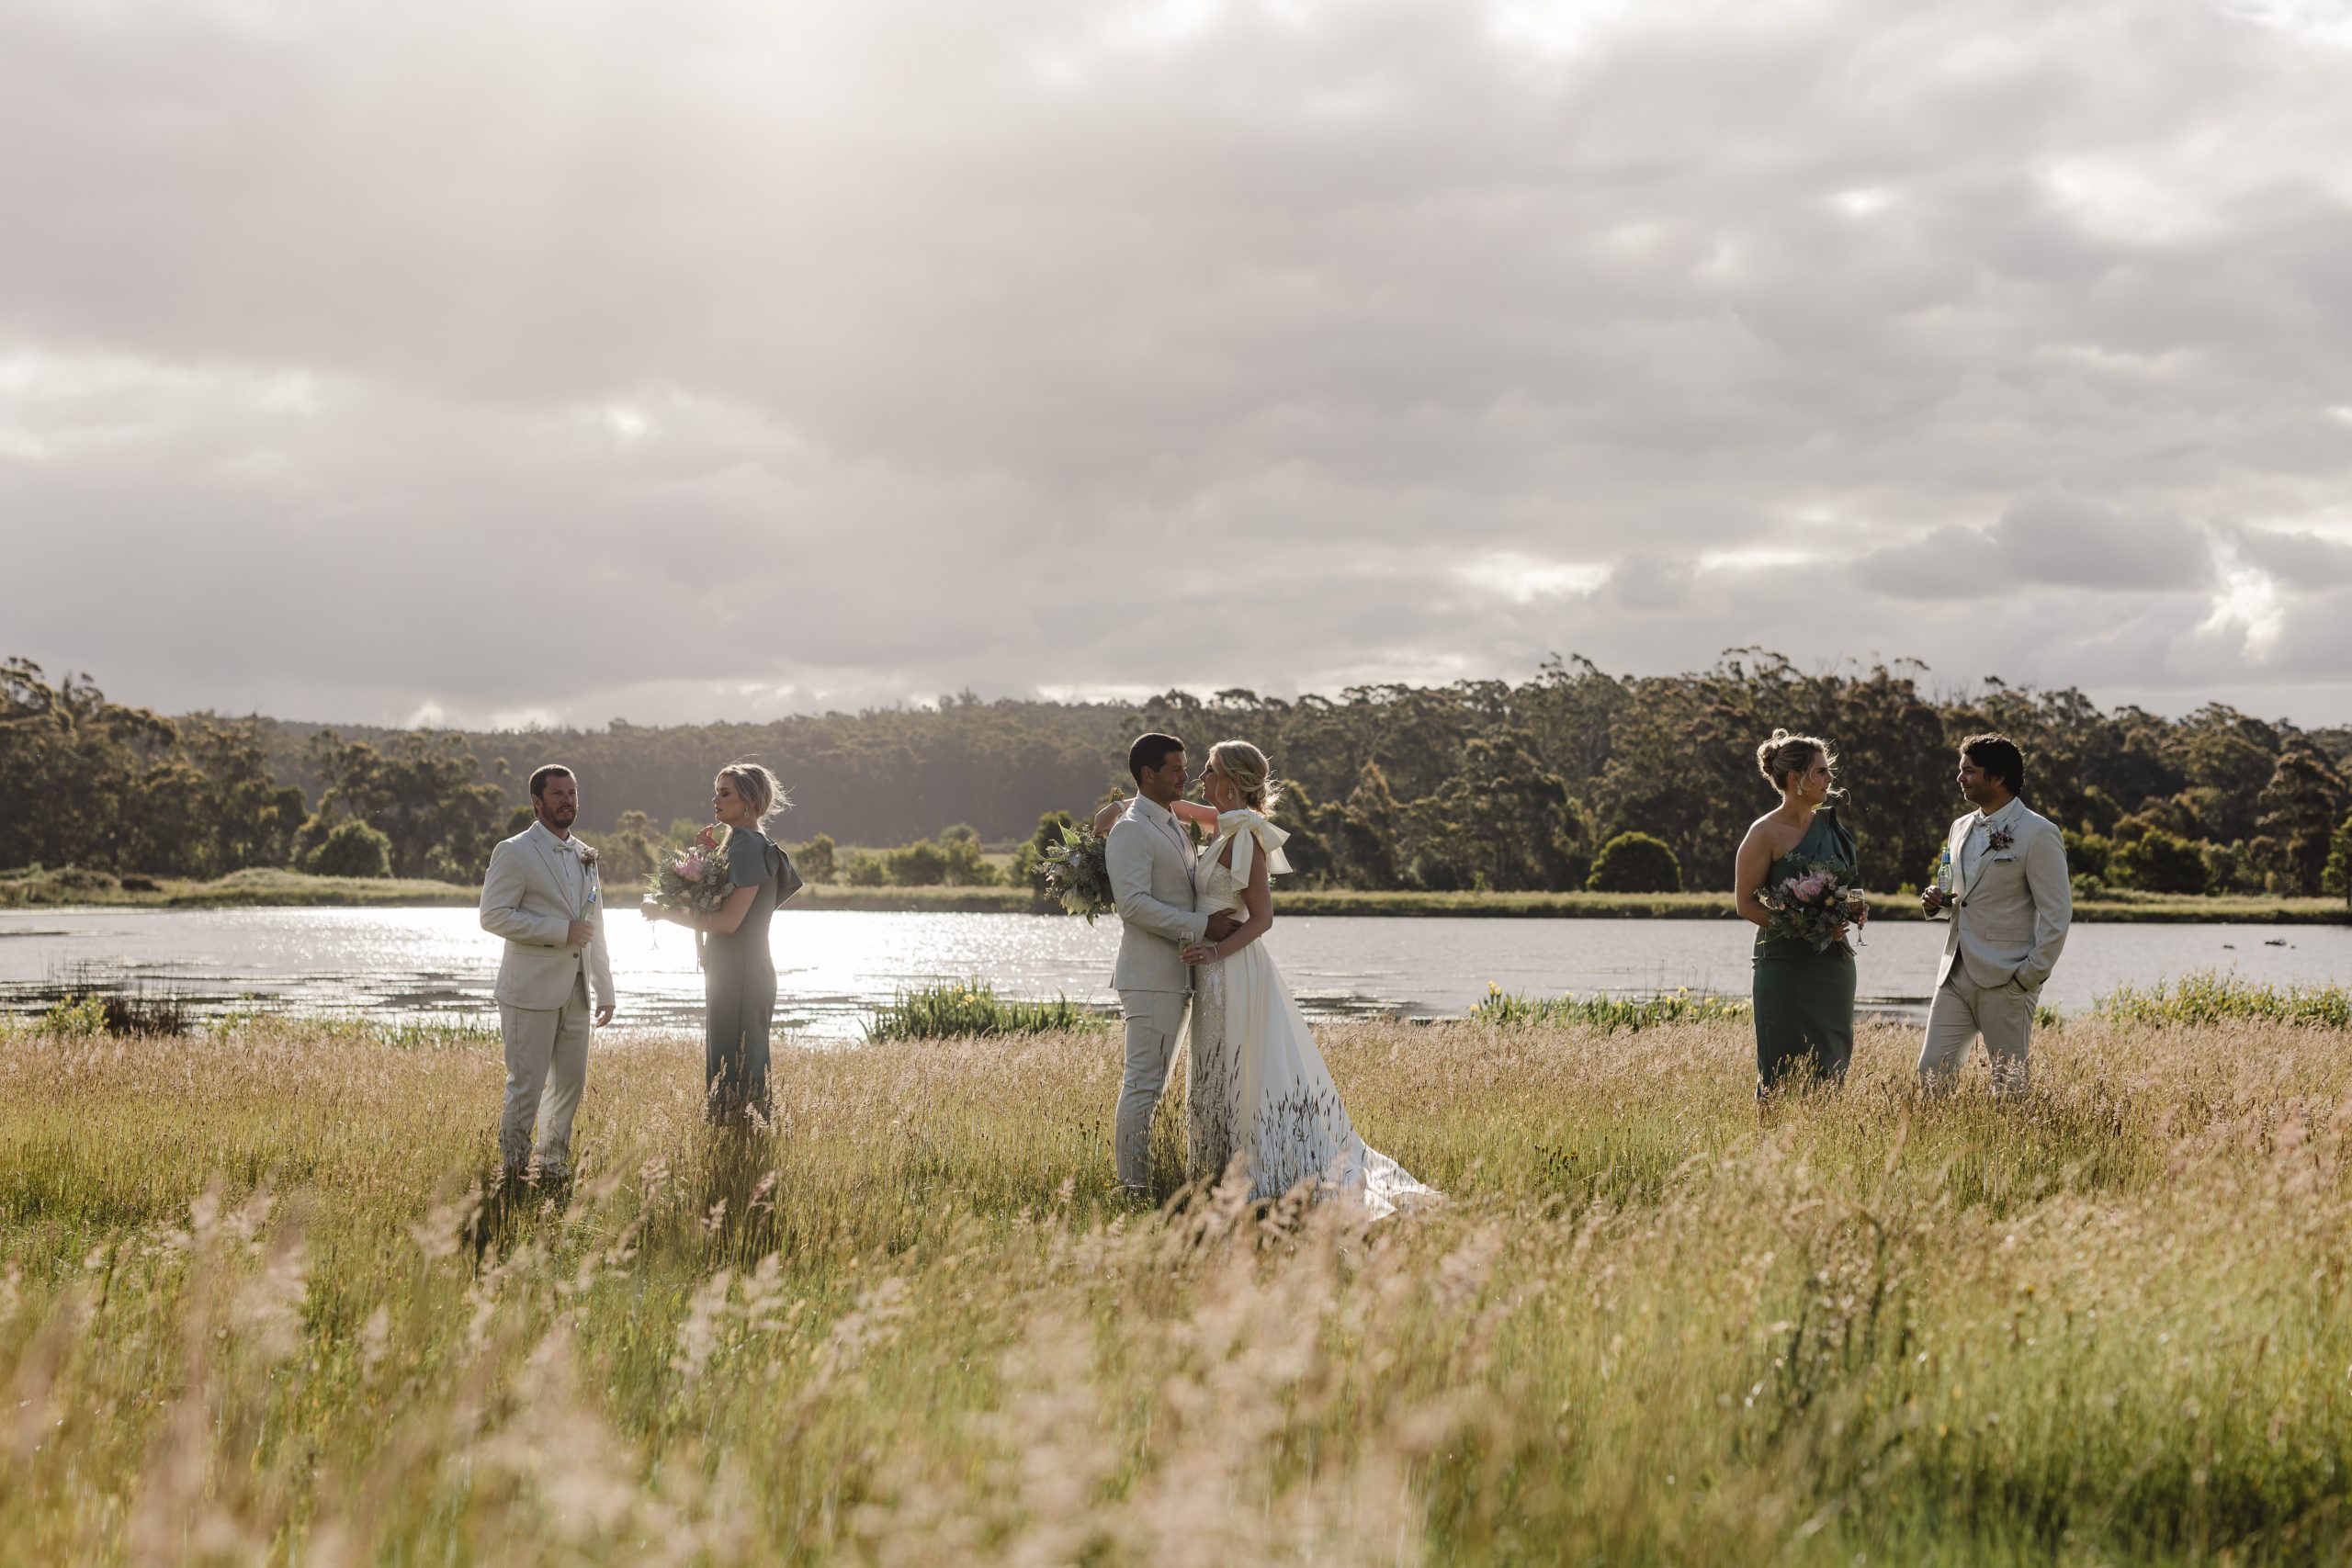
left=0, top=864, right=479, bottom=908
left=1469, top=984, right=1752, bottom=1030
left=820, top=843, right=1022, bottom=874
left=2067, top=889, right=2352, bottom=924
left=2094, top=971, right=2352, bottom=1029
left=862, top=980, right=1110, bottom=1041
left=3, top=1010, right=2349, bottom=1562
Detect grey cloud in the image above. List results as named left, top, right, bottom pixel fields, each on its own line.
left=1984, top=493, right=2212, bottom=592
left=1608, top=555, right=1697, bottom=611
left=2, top=0, right=2349, bottom=725
left=1851, top=525, right=1987, bottom=601
left=1854, top=492, right=2213, bottom=601
left=2258, top=584, right=2352, bottom=675
left=2228, top=525, right=2352, bottom=590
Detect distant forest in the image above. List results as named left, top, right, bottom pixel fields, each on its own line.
left=7, top=651, right=2352, bottom=899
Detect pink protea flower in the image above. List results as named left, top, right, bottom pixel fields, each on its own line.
left=680, top=854, right=706, bottom=880
left=1794, top=874, right=1827, bottom=902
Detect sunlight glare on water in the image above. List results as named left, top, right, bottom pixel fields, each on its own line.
left=1, top=908, right=2346, bottom=1042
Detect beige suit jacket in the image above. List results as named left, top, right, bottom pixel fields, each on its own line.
left=1931, top=801, right=2072, bottom=992
left=479, top=822, right=615, bottom=1011
left=1107, top=798, right=1210, bottom=994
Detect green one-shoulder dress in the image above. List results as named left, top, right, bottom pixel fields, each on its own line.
left=1751, top=808, right=1857, bottom=1098
left=704, top=828, right=781, bottom=1124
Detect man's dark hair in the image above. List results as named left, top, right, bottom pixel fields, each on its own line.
left=1127, top=733, right=1185, bottom=785
left=1961, top=734, right=2025, bottom=798
left=528, top=763, right=576, bottom=800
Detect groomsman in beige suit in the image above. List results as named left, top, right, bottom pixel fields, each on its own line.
left=480, top=764, right=615, bottom=1182
left=1918, top=734, right=2071, bottom=1096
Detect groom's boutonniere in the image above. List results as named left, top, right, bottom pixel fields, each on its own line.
left=1987, top=826, right=2015, bottom=852
left=575, top=842, right=600, bottom=871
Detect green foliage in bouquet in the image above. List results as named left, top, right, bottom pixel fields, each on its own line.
left=1013, top=811, right=1078, bottom=905
left=1035, top=822, right=1114, bottom=922
left=1755, top=857, right=1868, bottom=953
left=650, top=825, right=735, bottom=918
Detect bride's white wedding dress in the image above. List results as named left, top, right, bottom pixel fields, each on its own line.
left=1187, top=809, right=1438, bottom=1221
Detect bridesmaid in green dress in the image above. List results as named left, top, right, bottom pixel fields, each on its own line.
left=643, top=761, right=792, bottom=1123
left=1734, top=730, right=1865, bottom=1098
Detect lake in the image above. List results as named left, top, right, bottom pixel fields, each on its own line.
left=2, top=907, right=2346, bottom=1041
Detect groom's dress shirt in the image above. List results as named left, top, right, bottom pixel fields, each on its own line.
left=536, top=821, right=586, bottom=913
left=1138, top=796, right=1194, bottom=877
left=1954, top=797, right=2024, bottom=897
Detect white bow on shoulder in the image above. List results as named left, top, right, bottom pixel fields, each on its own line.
left=1217, top=808, right=1294, bottom=884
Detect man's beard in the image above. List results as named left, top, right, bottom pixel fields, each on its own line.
left=547, top=806, right=577, bottom=829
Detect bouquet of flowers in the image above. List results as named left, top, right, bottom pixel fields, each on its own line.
left=1035, top=822, right=1115, bottom=922
left=1756, top=858, right=1870, bottom=953
left=650, top=825, right=736, bottom=919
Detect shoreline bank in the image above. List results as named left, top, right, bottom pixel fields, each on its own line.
left=5, top=869, right=2346, bottom=923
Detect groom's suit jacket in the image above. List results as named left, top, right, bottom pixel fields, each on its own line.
left=1931, top=798, right=2071, bottom=992
left=1106, top=797, right=1210, bottom=994
left=480, top=820, right=615, bottom=1011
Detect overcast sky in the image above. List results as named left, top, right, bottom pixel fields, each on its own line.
left=5, top=0, right=2351, bottom=729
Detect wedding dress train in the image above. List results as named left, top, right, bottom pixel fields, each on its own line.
left=1187, top=809, right=1437, bottom=1221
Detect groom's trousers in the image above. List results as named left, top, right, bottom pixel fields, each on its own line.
left=1114, top=987, right=1190, bottom=1193
left=500, top=971, right=593, bottom=1178
left=1918, top=970, right=2037, bottom=1098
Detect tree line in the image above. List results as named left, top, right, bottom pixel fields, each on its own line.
left=7, top=651, right=2352, bottom=900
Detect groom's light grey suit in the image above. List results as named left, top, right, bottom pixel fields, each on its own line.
left=480, top=819, right=614, bottom=1177
left=1920, top=795, right=2070, bottom=1096
left=1106, top=796, right=1212, bottom=1193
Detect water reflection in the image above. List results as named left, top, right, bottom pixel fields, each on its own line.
left=0, top=907, right=2346, bottom=1042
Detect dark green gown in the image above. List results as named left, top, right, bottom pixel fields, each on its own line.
left=1751, top=807, right=1858, bottom=1098
left=704, top=828, right=780, bottom=1123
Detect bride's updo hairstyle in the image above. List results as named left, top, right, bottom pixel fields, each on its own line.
left=716, top=760, right=790, bottom=827
left=1208, top=740, right=1283, bottom=815
left=1756, top=729, right=1838, bottom=798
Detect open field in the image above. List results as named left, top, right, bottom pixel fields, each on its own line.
left=7, top=864, right=2346, bottom=923
left=3, top=1010, right=2348, bottom=1564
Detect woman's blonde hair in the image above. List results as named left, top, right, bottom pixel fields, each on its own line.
left=716, top=760, right=790, bottom=826
left=1207, top=740, right=1283, bottom=815
left=1755, top=728, right=1837, bottom=795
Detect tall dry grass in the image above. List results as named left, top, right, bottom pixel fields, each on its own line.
left=1, top=1009, right=2347, bottom=1564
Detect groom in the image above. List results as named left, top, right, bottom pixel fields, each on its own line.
left=1918, top=734, right=2071, bottom=1097
left=1106, top=733, right=1238, bottom=1197
left=479, top=764, right=615, bottom=1184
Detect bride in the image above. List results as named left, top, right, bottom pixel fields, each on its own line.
left=1119, top=740, right=1437, bottom=1220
